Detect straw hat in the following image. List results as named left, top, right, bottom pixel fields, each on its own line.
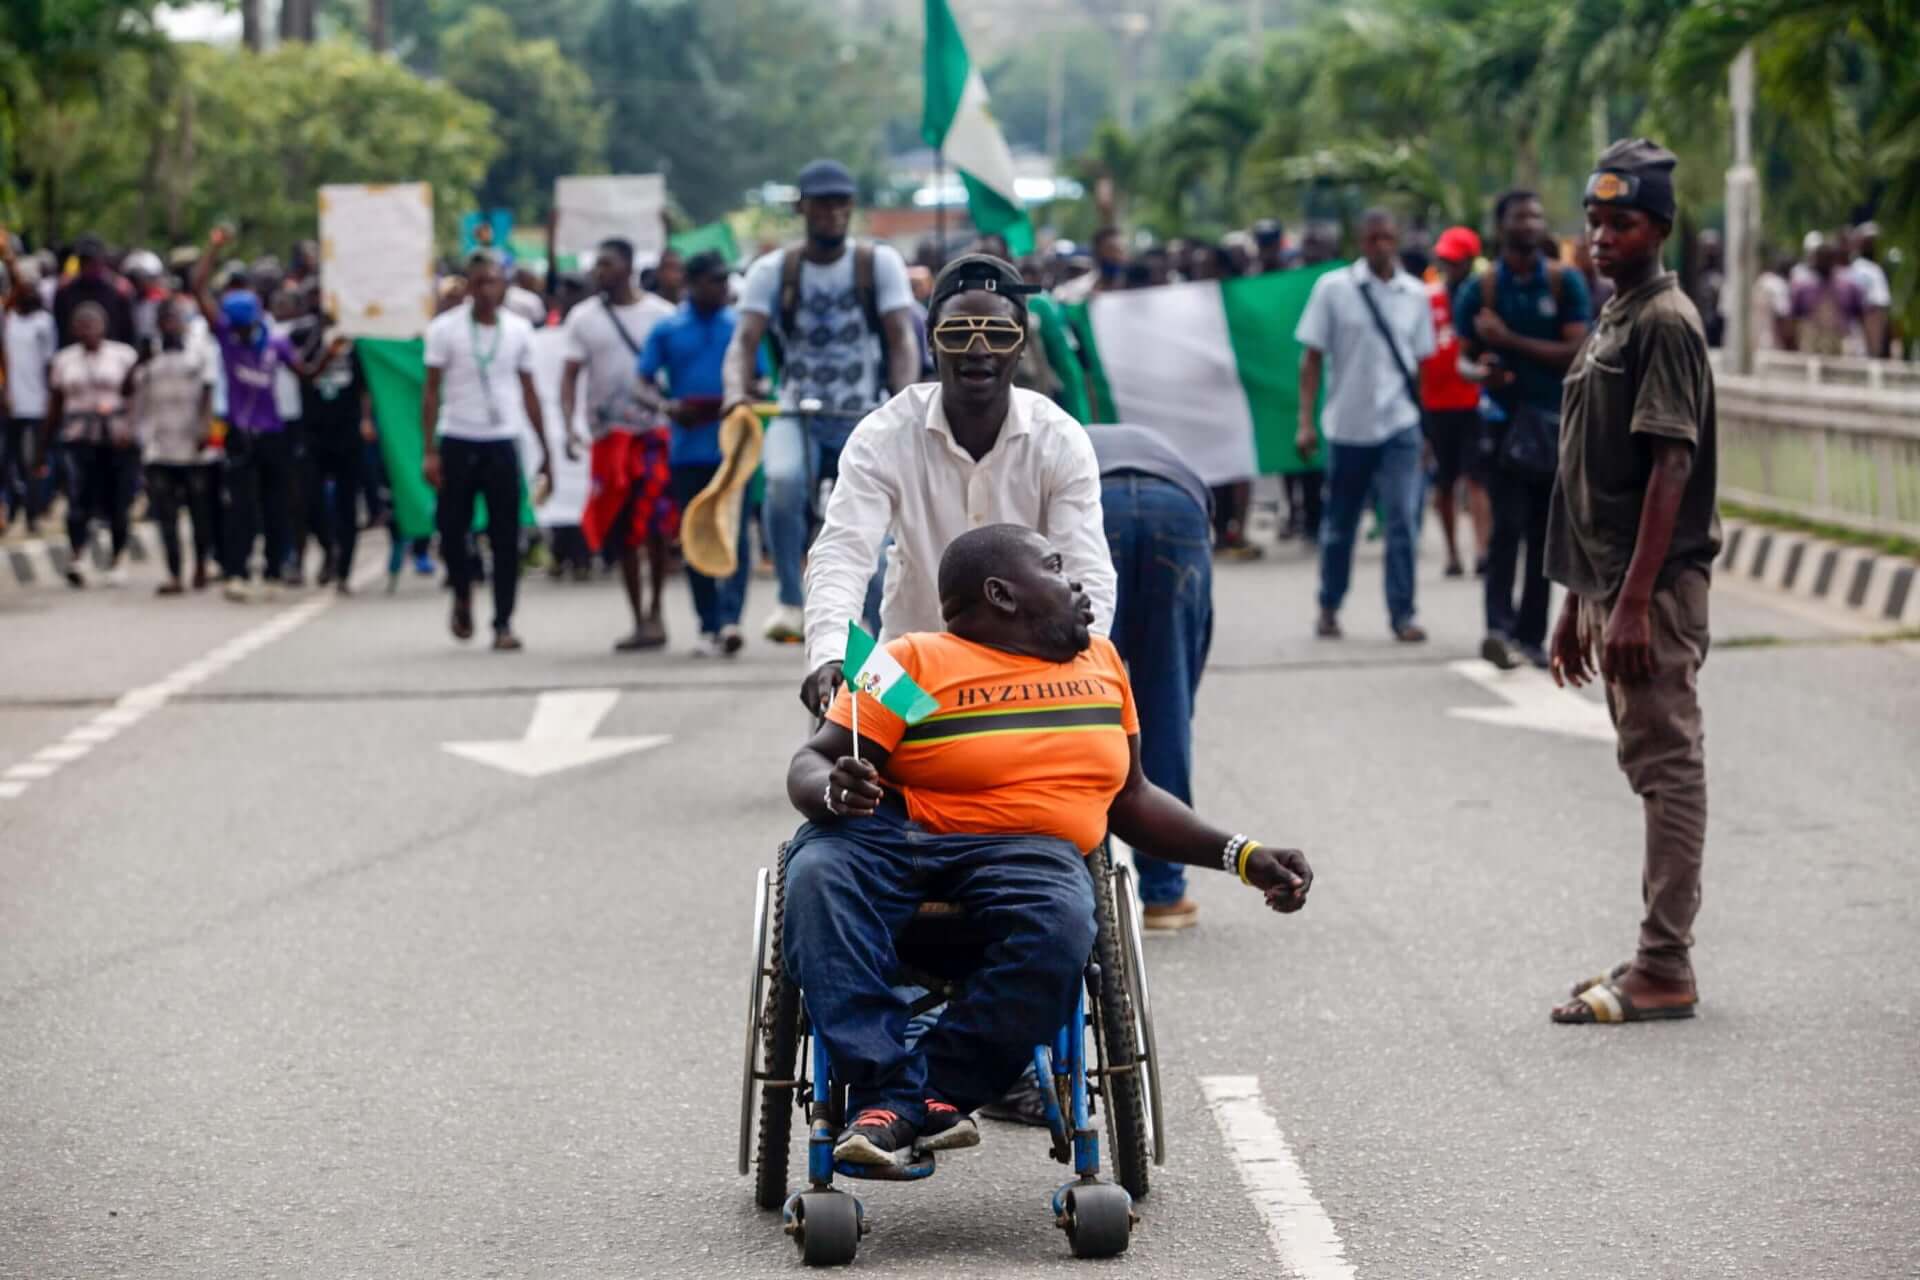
left=681, top=405, right=765, bottom=578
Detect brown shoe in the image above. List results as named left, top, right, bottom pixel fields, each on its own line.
left=450, top=594, right=475, bottom=642
left=1315, top=610, right=1342, bottom=639
left=491, top=629, right=523, bottom=652
left=1393, top=621, right=1429, bottom=644
left=1141, top=898, right=1199, bottom=931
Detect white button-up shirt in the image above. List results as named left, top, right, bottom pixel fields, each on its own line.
left=1294, top=259, right=1437, bottom=446
left=802, top=383, right=1116, bottom=670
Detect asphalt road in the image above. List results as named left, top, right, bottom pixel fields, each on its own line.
left=2, top=531, right=1915, bottom=1279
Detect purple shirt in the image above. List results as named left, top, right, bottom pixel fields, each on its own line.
left=213, top=316, right=299, bottom=432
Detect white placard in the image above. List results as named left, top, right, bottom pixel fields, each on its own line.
left=317, top=182, right=435, bottom=340
left=525, top=326, right=591, bottom=528
left=554, top=174, right=666, bottom=261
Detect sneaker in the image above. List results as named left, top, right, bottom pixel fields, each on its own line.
left=1515, top=641, right=1551, bottom=671
left=450, top=595, right=475, bottom=641
left=833, top=1109, right=918, bottom=1167
left=1314, top=610, right=1341, bottom=639
left=222, top=579, right=252, bottom=603
left=719, top=623, right=745, bottom=656
left=977, top=1074, right=1052, bottom=1128
left=191, top=564, right=210, bottom=591
left=915, top=1099, right=980, bottom=1154
left=413, top=551, right=435, bottom=577
left=155, top=579, right=185, bottom=597
left=1393, top=621, right=1429, bottom=644
left=102, top=562, right=128, bottom=588
left=690, top=631, right=722, bottom=658
left=762, top=604, right=805, bottom=644
left=1142, top=898, right=1200, bottom=931
left=1481, top=634, right=1521, bottom=671
left=492, top=629, right=523, bottom=652
left=64, top=561, right=88, bottom=589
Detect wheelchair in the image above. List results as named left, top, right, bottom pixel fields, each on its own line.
left=737, top=838, right=1167, bottom=1266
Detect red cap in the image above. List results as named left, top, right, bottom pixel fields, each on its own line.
left=1434, top=226, right=1482, bottom=263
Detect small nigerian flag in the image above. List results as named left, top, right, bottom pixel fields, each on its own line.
left=843, top=621, right=939, bottom=724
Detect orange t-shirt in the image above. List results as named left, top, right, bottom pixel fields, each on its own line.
left=825, top=633, right=1139, bottom=852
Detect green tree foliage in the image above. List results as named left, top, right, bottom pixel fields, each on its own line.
left=440, top=6, right=607, bottom=220
left=6, top=39, right=495, bottom=257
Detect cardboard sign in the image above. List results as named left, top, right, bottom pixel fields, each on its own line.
left=553, top=174, right=666, bottom=262
left=318, top=183, right=435, bottom=340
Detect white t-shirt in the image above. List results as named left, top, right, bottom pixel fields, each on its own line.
left=48, top=340, right=141, bottom=444
left=424, top=302, right=536, bottom=443
left=561, top=294, right=674, bottom=415
left=1849, top=258, right=1892, bottom=309
left=270, top=317, right=304, bottom=421
left=739, top=242, right=912, bottom=418
left=3, top=307, right=58, bottom=418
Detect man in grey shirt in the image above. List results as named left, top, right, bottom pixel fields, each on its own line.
left=1089, top=423, right=1214, bottom=927
left=1294, top=208, right=1436, bottom=643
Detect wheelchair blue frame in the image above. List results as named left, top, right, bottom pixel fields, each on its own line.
left=784, top=977, right=1124, bottom=1216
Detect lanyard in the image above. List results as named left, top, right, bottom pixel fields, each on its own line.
left=468, top=310, right=502, bottom=383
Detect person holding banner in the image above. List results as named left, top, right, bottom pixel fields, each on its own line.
left=422, top=251, right=554, bottom=651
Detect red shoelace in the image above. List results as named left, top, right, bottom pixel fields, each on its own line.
left=852, top=1109, right=900, bottom=1128
left=925, top=1100, right=958, bottom=1116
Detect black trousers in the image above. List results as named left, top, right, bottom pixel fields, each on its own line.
left=145, top=462, right=214, bottom=579
left=223, top=428, right=295, bottom=582
left=303, top=438, right=365, bottom=579
left=1484, top=465, right=1554, bottom=648
left=437, top=436, right=522, bottom=631
left=62, top=441, right=141, bottom=558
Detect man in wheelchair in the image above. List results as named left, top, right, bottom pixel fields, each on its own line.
left=783, top=522, right=1313, bottom=1169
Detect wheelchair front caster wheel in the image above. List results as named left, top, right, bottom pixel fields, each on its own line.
left=787, top=1191, right=862, bottom=1266
left=1062, top=1184, right=1134, bottom=1258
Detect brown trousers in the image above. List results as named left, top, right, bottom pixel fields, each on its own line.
left=1579, top=568, right=1710, bottom=983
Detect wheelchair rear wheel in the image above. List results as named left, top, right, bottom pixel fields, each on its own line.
left=752, top=847, right=806, bottom=1210
left=1088, top=842, right=1152, bottom=1199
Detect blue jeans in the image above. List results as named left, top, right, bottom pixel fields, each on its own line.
left=781, top=803, right=1097, bottom=1126
left=762, top=412, right=856, bottom=608
left=1102, top=474, right=1214, bottom=906
left=1318, top=424, right=1423, bottom=628
left=669, top=463, right=751, bottom=633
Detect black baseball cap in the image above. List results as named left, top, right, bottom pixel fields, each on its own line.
left=796, top=159, right=858, bottom=200
left=928, top=253, right=1039, bottom=323
left=1585, top=138, right=1678, bottom=226
left=1252, top=218, right=1284, bottom=246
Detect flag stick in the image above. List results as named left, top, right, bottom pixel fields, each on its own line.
left=850, top=679, right=861, bottom=765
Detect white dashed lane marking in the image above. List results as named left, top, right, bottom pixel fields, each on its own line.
left=0, top=562, right=380, bottom=802
left=1202, top=1074, right=1358, bottom=1279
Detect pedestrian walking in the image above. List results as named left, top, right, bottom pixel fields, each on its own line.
left=1089, top=423, right=1214, bottom=929
left=1421, top=226, right=1492, bottom=579
left=1548, top=139, right=1721, bottom=1026
left=723, top=159, right=920, bottom=646
left=188, top=230, right=311, bottom=602
left=133, top=299, right=217, bottom=594
left=45, top=301, right=141, bottom=586
left=422, top=251, right=555, bottom=651
left=1, top=251, right=59, bottom=536
left=1294, top=208, right=1436, bottom=643
left=563, top=237, right=677, bottom=651
left=293, top=309, right=372, bottom=592
left=1453, top=191, right=1594, bottom=670
left=638, top=251, right=753, bottom=657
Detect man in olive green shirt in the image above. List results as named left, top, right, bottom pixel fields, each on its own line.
left=1546, top=139, right=1722, bottom=1026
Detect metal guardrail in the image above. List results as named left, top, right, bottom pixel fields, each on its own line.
left=1715, top=364, right=1920, bottom=537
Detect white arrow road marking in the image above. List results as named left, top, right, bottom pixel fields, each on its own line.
left=442, top=689, right=669, bottom=778
left=1445, top=659, right=1617, bottom=743
left=1202, top=1075, right=1357, bottom=1280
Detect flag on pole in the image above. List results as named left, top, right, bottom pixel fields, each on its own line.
left=843, top=621, right=939, bottom=725
left=1062, top=262, right=1345, bottom=479
left=922, top=0, right=1033, bottom=255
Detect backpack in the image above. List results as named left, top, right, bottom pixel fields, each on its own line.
left=766, top=241, right=889, bottom=382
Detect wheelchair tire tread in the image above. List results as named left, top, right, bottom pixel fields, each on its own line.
left=754, top=844, right=804, bottom=1211
left=1089, top=842, right=1151, bottom=1200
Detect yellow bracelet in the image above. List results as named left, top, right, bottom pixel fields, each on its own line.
left=1236, top=840, right=1259, bottom=885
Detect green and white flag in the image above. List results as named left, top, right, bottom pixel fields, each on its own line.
left=1064, top=262, right=1345, bottom=479
left=843, top=621, right=939, bottom=725
left=922, top=0, right=1033, bottom=255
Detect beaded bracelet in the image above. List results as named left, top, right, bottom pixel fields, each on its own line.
left=1221, top=834, right=1247, bottom=877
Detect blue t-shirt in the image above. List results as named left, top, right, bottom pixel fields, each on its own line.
left=638, top=302, right=741, bottom=466
left=1452, top=255, right=1591, bottom=412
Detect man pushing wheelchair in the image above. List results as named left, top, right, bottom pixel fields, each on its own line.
left=784, top=522, right=1314, bottom=1170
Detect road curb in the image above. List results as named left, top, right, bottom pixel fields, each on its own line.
left=0, top=524, right=165, bottom=592
left=1719, top=519, right=1920, bottom=629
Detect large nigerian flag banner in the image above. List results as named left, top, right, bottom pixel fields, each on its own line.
left=922, top=0, right=1032, bottom=254
left=1067, top=262, right=1343, bottom=479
